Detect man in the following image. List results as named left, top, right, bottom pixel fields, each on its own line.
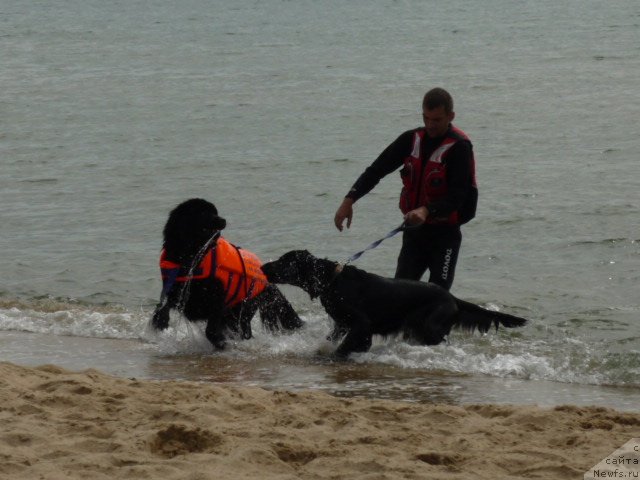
left=334, top=88, right=477, bottom=290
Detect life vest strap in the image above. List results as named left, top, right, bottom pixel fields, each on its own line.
left=223, top=243, right=250, bottom=308
left=158, top=236, right=267, bottom=307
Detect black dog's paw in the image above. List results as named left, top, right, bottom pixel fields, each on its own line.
left=213, top=337, right=227, bottom=350
left=151, top=305, right=170, bottom=330
left=209, top=330, right=227, bottom=350
left=283, top=316, right=305, bottom=331
left=240, top=322, right=253, bottom=340
left=205, top=330, right=227, bottom=350
left=328, top=350, right=351, bottom=362
left=205, top=322, right=228, bottom=350
left=326, top=324, right=349, bottom=342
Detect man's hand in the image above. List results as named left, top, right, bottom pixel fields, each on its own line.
left=404, top=206, right=429, bottom=225
left=334, top=198, right=354, bottom=231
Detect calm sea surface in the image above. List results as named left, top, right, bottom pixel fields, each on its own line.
left=1, top=0, right=639, bottom=410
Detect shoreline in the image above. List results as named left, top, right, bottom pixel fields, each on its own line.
left=2, top=361, right=639, bottom=479
left=3, top=330, right=639, bottom=413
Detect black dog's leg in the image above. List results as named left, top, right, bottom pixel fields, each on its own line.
left=325, top=305, right=373, bottom=358
left=239, top=300, right=259, bottom=339
left=257, top=285, right=304, bottom=332
left=223, top=300, right=259, bottom=340
left=205, top=317, right=227, bottom=350
left=151, top=301, right=172, bottom=330
left=403, top=301, right=458, bottom=346
left=336, top=327, right=372, bottom=358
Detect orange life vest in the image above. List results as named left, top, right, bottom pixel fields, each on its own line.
left=159, top=237, right=267, bottom=308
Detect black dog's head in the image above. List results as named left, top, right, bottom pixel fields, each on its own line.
left=261, top=250, right=313, bottom=285
left=262, top=250, right=336, bottom=299
left=162, top=198, right=227, bottom=262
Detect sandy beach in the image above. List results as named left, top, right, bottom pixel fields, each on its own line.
left=1, top=362, right=638, bottom=479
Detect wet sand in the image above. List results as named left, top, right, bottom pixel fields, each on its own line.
left=2, top=361, right=639, bottom=479
left=3, top=330, right=640, bottom=412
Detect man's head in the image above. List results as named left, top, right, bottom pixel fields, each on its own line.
left=422, top=88, right=455, bottom=138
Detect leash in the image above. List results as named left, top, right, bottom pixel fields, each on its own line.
left=345, top=222, right=415, bottom=264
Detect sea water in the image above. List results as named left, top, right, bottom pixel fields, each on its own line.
left=1, top=0, right=639, bottom=410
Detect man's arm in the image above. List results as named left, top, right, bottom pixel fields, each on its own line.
left=345, top=130, right=414, bottom=202
left=334, top=130, right=414, bottom=230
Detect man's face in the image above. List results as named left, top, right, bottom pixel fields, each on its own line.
left=422, top=106, right=455, bottom=138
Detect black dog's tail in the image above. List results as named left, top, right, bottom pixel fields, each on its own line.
left=454, top=298, right=528, bottom=334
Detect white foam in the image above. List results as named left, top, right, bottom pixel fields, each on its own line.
left=0, top=306, right=147, bottom=339
left=1, top=305, right=634, bottom=387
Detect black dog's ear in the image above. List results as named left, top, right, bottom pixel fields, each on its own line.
left=296, top=250, right=313, bottom=261
left=290, top=249, right=310, bottom=258
left=277, top=250, right=312, bottom=265
left=212, top=215, right=226, bottom=230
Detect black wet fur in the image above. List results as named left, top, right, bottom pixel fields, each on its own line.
left=261, top=250, right=527, bottom=358
left=151, top=199, right=304, bottom=349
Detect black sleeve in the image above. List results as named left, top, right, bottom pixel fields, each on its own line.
left=345, top=130, right=415, bottom=202
left=426, top=140, right=473, bottom=218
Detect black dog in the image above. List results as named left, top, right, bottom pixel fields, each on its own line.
left=261, top=250, right=527, bottom=357
left=151, top=199, right=304, bottom=349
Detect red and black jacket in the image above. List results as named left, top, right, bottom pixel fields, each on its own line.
left=399, top=125, right=477, bottom=224
left=346, top=124, right=477, bottom=225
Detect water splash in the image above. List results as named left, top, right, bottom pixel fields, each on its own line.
left=159, top=231, right=221, bottom=311
left=1, top=298, right=638, bottom=389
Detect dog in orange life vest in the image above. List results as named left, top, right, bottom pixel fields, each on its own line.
left=151, top=198, right=304, bottom=349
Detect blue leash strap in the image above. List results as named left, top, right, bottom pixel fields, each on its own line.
left=345, top=222, right=407, bottom=264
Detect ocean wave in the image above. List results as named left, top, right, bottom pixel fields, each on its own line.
left=0, top=299, right=147, bottom=340
left=1, top=299, right=637, bottom=389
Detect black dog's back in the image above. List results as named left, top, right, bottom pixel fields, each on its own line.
left=336, top=265, right=527, bottom=337
left=329, top=265, right=456, bottom=329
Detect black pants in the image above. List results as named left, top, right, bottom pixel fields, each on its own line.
left=394, top=224, right=462, bottom=291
